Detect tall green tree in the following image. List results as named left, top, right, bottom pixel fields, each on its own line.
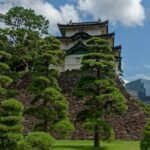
left=27, top=37, right=74, bottom=138
left=0, top=7, right=48, bottom=78
left=0, top=99, right=24, bottom=150
left=74, top=38, right=127, bottom=148
left=8, top=29, right=40, bottom=74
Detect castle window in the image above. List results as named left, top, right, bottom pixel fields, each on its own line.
left=76, top=57, right=81, bottom=63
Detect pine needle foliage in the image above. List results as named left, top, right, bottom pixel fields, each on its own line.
left=73, top=38, right=127, bottom=148
left=27, top=37, right=74, bottom=138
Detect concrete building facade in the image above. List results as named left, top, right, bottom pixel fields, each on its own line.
left=126, top=79, right=150, bottom=103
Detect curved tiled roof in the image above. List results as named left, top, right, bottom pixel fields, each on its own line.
left=57, top=20, right=108, bottom=36
left=56, top=32, right=115, bottom=41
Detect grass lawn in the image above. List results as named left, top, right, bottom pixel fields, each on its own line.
left=53, top=140, right=140, bottom=150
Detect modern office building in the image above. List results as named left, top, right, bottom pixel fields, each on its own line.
left=126, top=79, right=150, bottom=103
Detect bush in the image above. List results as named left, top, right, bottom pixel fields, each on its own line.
left=0, top=99, right=24, bottom=150
left=141, top=119, right=150, bottom=150
left=17, top=132, right=54, bottom=150
left=17, top=140, right=33, bottom=150
left=54, top=119, right=75, bottom=139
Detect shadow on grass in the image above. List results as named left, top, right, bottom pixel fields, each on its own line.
left=54, top=145, right=108, bottom=150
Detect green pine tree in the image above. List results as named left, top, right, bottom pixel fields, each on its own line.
left=27, top=37, right=74, bottom=138
left=0, top=99, right=24, bottom=150
left=74, top=37, right=127, bottom=148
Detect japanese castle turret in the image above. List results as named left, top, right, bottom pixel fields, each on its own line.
left=56, top=20, right=122, bottom=73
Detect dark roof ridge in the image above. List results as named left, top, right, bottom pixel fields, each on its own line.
left=66, top=42, right=122, bottom=57
left=56, top=32, right=115, bottom=40
left=58, top=20, right=109, bottom=27
left=67, top=41, right=121, bottom=51
left=66, top=40, right=88, bottom=55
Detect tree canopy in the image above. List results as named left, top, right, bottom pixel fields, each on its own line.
left=0, top=6, right=49, bottom=34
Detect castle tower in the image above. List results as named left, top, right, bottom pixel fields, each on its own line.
left=56, top=20, right=122, bottom=73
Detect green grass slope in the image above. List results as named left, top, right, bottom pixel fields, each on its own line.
left=53, top=140, right=140, bottom=150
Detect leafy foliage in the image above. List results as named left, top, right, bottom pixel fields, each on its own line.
left=141, top=119, right=150, bottom=150
left=74, top=38, right=127, bottom=147
left=0, top=7, right=49, bottom=79
left=0, top=99, right=24, bottom=150
left=0, top=7, right=49, bottom=34
left=17, top=132, right=54, bottom=150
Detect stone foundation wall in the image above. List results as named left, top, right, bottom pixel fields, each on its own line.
left=13, top=71, right=147, bottom=140
left=59, top=70, right=147, bottom=140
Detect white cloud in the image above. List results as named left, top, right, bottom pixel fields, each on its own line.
left=0, top=0, right=80, bottom=34
left=127, top=74, right=150, bottom=81
left=144, top=65, right=150, bottom=69
left=0, top=0, right=146, bottom=33
left=124, top=79, right=129, bottom=84
left=60, top=4, right=80, bottom=23
left=78, top=0, right=145, bottom=26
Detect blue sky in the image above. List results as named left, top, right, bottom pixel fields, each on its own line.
left=48, top=0, right=150, bottom=82
left=0, top=0, right=150, bottom=82
left=114, top=0, right=150, bottom=81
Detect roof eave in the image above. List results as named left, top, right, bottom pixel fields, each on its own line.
left=57, top=20, right=109, bottom=28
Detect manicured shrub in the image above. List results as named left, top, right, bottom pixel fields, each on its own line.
left=141, top=119, right=150, bottom=150
left=17, top=132, right=54, bottom=150
left=0, top=99, right=24, bottom=150
left=54, top=119, right=75, bottom=139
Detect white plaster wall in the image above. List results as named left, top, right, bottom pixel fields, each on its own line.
left=84, top=28, right=101, bottom=36
left=64, top=54, right=84, bottom=70
left=65, top=27, right=102, bottom=37
left=60, top=42, right=75, bottom=50
left=61, top=41, right=87, bottom=50
left=55, top=55, right=120, bottom=72
left=66, top=29, right=80, bottom=37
